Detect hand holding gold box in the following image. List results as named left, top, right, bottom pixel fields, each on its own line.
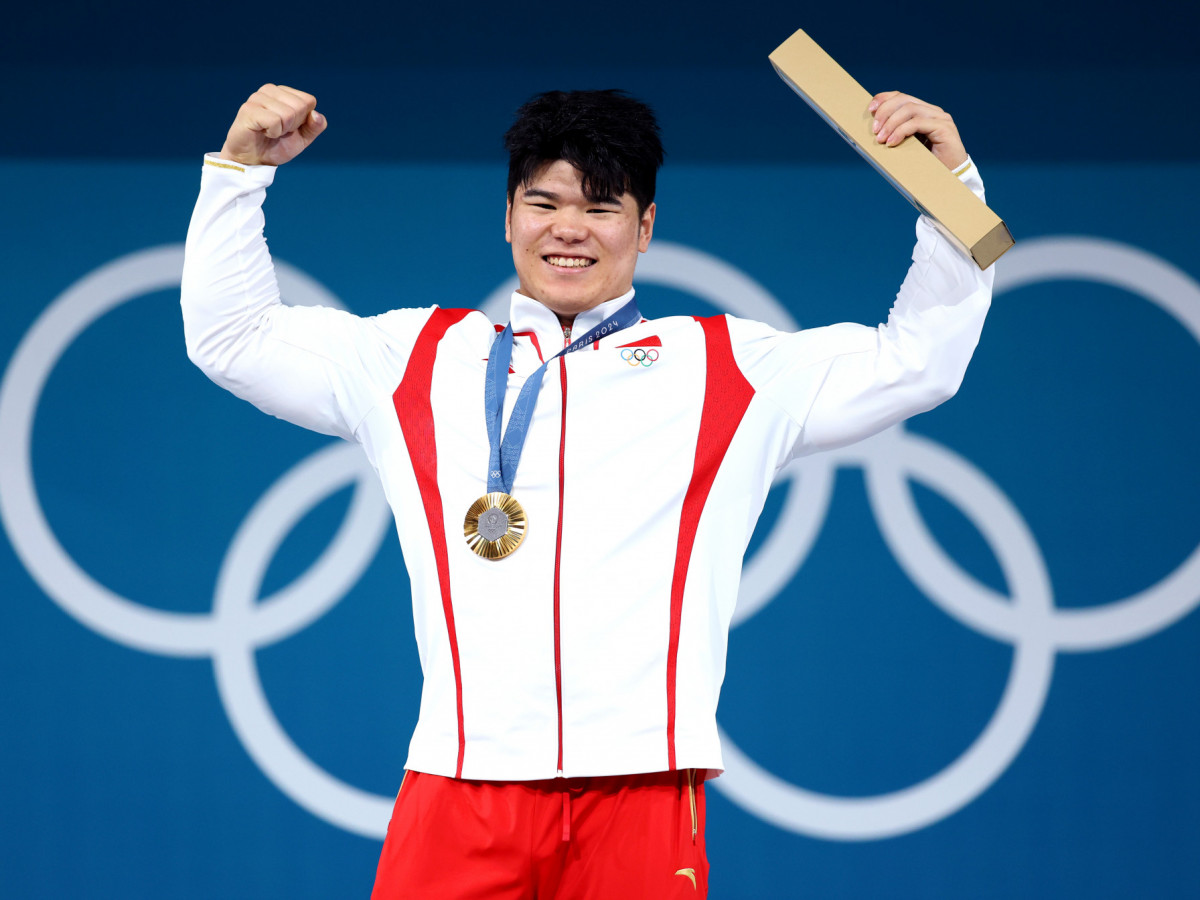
left=769, top=29, right=1014, bottom=270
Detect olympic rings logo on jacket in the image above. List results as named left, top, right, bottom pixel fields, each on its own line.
left=621, top=347, right=660, bottom=366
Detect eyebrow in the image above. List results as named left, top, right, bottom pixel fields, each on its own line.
left=522, top=187, right=622, bottom=206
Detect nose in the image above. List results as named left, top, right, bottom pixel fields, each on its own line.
left=549, top=208, right=588, bottom=243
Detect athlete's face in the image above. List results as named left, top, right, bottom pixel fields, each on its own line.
left=506, top=160, right=655, bottom=324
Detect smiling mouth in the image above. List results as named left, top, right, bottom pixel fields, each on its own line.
left=544, top=255, right=596, bottom=269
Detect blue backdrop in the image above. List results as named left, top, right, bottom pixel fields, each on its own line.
left=3, top=3, right=1199, bottom=898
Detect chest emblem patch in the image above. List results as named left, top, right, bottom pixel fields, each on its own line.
left=621, top=347, right=660, bottom=367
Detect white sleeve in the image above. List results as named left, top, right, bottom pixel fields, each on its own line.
left=180, top=155, right=435, bottom=441
left=729, top=158, right=994, bottom=458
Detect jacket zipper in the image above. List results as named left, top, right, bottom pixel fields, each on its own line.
left=688, top=768, right=698, bottom=842
left=553, top=352, right=568, bottom=775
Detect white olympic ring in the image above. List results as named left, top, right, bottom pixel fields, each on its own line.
left=0, top=246, right=397, bottom=838
left=714, top=236, right=1200, bottom=839
left=2, top=237, right=1199, bottom=843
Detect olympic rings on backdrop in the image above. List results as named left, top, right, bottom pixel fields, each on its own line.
left=621, top=347, right=660, bottom=366
left=714, top=236, right=1200, bottom=839
left=0, top=247, right=396, bottom=838
left=4, top=238, right=1200, bottom=843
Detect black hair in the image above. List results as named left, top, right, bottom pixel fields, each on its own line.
left=504, top=89, right=664, bottom=216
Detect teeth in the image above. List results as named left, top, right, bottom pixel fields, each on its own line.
left=546, top=256, right=595, bottom=268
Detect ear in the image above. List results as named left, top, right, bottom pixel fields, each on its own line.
left=637, top=202, right=656, bottom=253
left=505, top=195, right=513, bottom=244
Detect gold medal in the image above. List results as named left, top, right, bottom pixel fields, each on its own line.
left=463, top=492, right=527, bottom=560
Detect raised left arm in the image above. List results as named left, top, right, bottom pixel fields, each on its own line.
left=728, top=93, right=991, bottom=457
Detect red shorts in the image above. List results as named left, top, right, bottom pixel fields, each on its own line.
left=370, top=769, right=709, bottom=899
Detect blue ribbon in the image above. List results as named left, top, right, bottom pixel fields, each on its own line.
left=484, top=299, right=641, bottom=495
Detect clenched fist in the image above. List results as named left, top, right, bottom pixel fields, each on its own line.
left=220, top=84, right=327, bottom=167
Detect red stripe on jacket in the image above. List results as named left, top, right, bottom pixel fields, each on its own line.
left=615, top=336, right=662, bottom=348
left=393, top=308, right=472, bottom=778
left=666, top=316, right=755, bottom=770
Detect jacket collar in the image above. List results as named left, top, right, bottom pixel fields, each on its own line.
left=506, top=289, right=638, bottom=357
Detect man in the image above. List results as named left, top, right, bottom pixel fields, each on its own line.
left=182, top=83, right=991, bottom=898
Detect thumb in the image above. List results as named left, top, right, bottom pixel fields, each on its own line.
left=297, top=109, right=328, bottom=145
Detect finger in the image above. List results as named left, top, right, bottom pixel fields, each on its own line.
left=878, top=111, right=967, bottom=167
left=239, top=89, right=288, bottom=137
left=271, top=85, right=318, bottom=136
left=867, top=90, right=899, bottom=115
left=257, top=83, right=315, bottom=113
left=275, top=86, right=325, bottom=144
left=237, top=105, right=276, bottom=137
left=877, top=102, right=948, bottom=144
left=870, top=91, right=920, bottom=130
left=871, top=92, right=937, bottom=128
left=276, top=85, right=318, bottom=111
left=246, top=106, right=287, bottom=140
left=871, top=93, right=915, bottom=136
left=867, top=91, right=967, bottom=168
left=883, top=114, right=942, bottom=147
left=252, top=91, right=308, bottom=139
left=296, top=108, right=328, bottom=145
left=245, top=84, right=311, bottom=131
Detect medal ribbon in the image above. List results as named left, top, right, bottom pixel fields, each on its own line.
left=484, top=299, right=641, bottom=494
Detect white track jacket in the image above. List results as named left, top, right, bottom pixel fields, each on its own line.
left=181, top=156, right=993, bottom=781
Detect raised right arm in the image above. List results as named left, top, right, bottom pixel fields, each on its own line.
left=181, top=85, right=433, bottom=440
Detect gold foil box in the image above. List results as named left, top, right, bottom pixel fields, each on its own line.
left=769, top=29, right=1014, bottom=270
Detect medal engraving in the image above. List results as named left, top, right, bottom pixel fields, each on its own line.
left=464, top=492, right=527, bottom=560
left=478, top=507, right=510, bottom=542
